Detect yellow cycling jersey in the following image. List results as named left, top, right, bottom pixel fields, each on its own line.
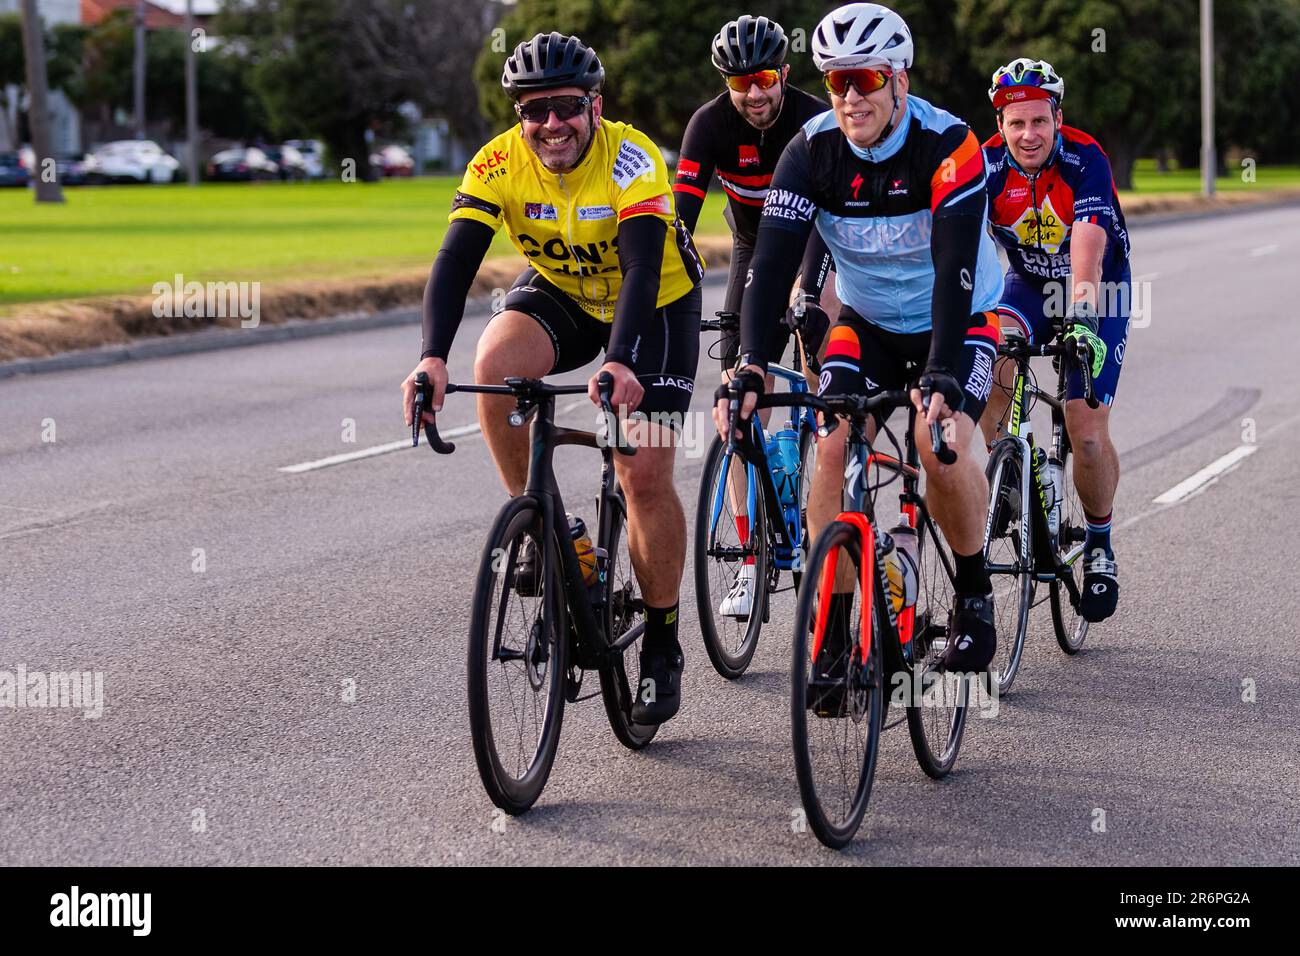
left=449, top=119, right=704, bottom=321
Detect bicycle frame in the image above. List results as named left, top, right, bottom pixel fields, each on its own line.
left=992, top=341, right=1086, bottom=607
left=707, top=362, right=816, bottom=572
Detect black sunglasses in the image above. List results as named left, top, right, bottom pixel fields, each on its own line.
left=515, top=95, right=592, bottom=123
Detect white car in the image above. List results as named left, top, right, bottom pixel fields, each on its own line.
left=283, top=139, right=326, bottom=178
left=85, top=140, right=181, bottom=184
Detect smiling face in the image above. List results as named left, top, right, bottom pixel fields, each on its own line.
left=999, top=99, right=1062, bottom=172
left=518, top=86, right=602, bottom=173
left=725, top=64, right=788, bottom=130
left=830, top=69, right=908, bottom=148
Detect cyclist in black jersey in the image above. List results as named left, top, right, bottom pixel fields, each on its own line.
left=675, top=14, right=839, bottom=366
left=676, top=15, right=841, bottom=618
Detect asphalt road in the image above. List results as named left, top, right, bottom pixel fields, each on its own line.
left=2, top=205, right=1298, bottom=865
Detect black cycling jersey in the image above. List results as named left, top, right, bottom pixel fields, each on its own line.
left=673, top=84, right=830, bottom=241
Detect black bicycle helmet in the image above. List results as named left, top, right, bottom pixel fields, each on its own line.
left=711, top=15, right=788, bottom=75
left=502, top=32, right=605, bottom=98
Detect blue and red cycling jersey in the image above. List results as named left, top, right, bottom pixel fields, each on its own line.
left=982, top=126, right=1131, bottom=286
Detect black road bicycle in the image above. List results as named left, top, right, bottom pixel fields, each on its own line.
left=414, top=371, right=654, bottom=814
left=983, top=324, right=1099, bottom=695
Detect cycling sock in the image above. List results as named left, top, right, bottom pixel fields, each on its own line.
left=735, top=515, right=755, bottom=565
left=954, top=549, right=991, bottom=596
left=820, top=592, right=854, bottom=663
left=1084, top=510, right=1113, bottom=557
left=644, top=603, right=681, bottom=654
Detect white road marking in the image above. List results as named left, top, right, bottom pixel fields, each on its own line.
left=1151, top=444, right=1258, bottom=504
left=278, top=423, right=483, bottom=473
left=1249, top=244, right=1279, bottom=257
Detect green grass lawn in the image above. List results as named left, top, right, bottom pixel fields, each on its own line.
left=1128, top=158, right=1300, bottom=193
left=1, top=161, right=1294, bottom=308
left=0, top=178, right=730, bottom=307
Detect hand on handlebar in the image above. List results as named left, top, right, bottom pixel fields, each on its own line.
left=403, top=357, right=446, bottom=427
left=588, top=361, right=642, bottom=413
left=713, top=366, right=764, bottom=444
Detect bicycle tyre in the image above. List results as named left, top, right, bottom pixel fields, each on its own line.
left=983, top=440, right=1034, bottom=694
left=598, top=491, right=658, bottom=749
left=467, top=495, right=568, bottom=814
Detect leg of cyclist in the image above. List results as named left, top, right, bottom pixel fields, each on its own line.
left=1063, top=279, right=1129, bottom=622
left=914, top=313, right=999, bottom=673
left=622, top=284, right=701, bottom=724
left=473, top=309, right=558, bottom=495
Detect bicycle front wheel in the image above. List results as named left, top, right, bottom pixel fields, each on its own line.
left=467, top=496, right=568, bottom=814
left=790, top=520, right=884, bottom=849
left=983, top=440, right=1034, bottom=694
left=694, top=434, right=769, bottom=679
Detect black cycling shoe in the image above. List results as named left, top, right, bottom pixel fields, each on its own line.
left=807, top=604, right=852, bottom=718
left=1080, top=549, right=1119, bottom=623
left=511, top=537, right=541, bottom=596
left=941, top=593, right=997, bottom=673
left=630, top=642, right=683, bottom=725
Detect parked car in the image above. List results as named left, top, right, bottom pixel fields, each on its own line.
left=261, top=144, right=309, bottom=181
left=369, top=144, right=415, bottom=177
left=0, top=151, right=29, bottom=187
left=283, top=139, right=326, bottom=178
left=83, top=140, right=180, bottom=184
left=206, top=147, right=279, bottom=182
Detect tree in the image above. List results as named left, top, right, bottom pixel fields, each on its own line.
left=958, top=0, right=1200, bottom=189
left=19, top=0, right=63, bottom=201
left=217, top=0, right=499, bottom=180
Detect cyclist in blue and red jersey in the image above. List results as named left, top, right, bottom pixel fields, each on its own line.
left=981, top=57, right=1131, bottom=623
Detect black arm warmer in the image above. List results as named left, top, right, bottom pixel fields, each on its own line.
left=420, top=219, right=496, bottom=361
left=605, top=215, right=667, bottom=367
left=797, top=227, right=835, bottom=300
left=674, top=189, right=705, bottom=236
left=739, top=223, right=809, bottom=369
left=927, top=213, right=982, bottom=373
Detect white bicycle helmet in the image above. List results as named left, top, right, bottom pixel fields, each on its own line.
left=989, top=57, right=1065, bottom=109
left=812, top=3, right=914, bottom=72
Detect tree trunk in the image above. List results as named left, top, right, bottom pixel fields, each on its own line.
left=18, top=0, right=64, bottom=203
left=1105, top=136, right=1136, bottom=191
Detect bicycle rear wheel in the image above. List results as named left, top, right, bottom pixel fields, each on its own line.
left=598, top=492, right=658, bottom=750
left=983, top=440, right=1034, bottom=694
left=903, top=505, right=969, bottom=778
left=694, top=434, right=769, bottom=679
left=790, top=520, right=884, bottom=849
left=1050, top=438, right=1091, bottom=654
left=467, top=495, right=567, bottom=814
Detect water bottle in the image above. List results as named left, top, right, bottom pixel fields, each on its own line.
left=1047, top=458, right=1064, bottom=539
left=773, top=428, right=800, bottom=506
left=566, top=514, right=599, bottom=587
left=883, top=515, right=919, bottom=612
left=1033, top=450, right=1059, bottom=538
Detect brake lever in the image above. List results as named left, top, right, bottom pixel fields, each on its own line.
left=413, top=371, right=455, bottom=454
left=597, top=371, right=636, bottom=457
left=921, top=388, right=958, bottom=465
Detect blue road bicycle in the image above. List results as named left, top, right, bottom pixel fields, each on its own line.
left=694, top=311, right=819, bottom=679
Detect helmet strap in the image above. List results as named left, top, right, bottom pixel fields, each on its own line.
left=873, top=73, right=902, bottom=146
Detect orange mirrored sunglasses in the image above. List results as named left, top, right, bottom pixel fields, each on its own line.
left=724, top=69, right=782, bottom=93
left=822, top=68, right=892, bottom=97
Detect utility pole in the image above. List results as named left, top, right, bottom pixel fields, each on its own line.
left=133, top=0, right=147, bottom=139
left=18, top=0, right=64, bottom=203
left=185, top=0, right=199, bottom=184
left=1201, top=0, right=1215, bottom=196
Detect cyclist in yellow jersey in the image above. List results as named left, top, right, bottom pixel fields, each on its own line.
left=402, top=33, right=704, bottom=724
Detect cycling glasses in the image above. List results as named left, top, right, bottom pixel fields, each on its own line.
left=515, top=95, right=592, bottom=124
left=723, top=69, right=782, bottom=93
left=822, top=68, right=893, bottom=97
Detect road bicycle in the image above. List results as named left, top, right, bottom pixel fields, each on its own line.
left=413, top=371, right=653, bottom=813
left=982, top=323, right=1100, bottom=694
left=694, top=310, right=818, bottom=679
left=727, top=382, right=970, bottom=848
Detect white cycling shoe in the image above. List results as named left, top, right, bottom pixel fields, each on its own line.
left=719, top=564, right=757, bottom=619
